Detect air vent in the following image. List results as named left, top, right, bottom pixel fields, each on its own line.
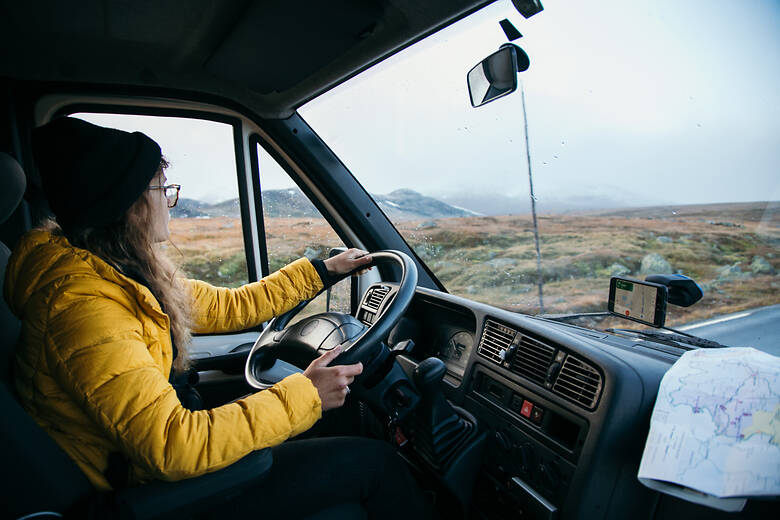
left=553, top=355, right=602, bottom=409
left=510, top=334, right=556, bottom=386
left=477, top=320, right=516, bottom=364
left=364, top=286, right=390, bottom=312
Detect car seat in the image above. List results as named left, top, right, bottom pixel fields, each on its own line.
left=0, top=152, right=97, bottom=519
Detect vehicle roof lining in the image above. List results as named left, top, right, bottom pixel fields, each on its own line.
left=0, top=0, right=494, bottom=119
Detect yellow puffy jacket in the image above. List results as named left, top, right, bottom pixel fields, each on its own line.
left=5, top=229, right=325, bottom=490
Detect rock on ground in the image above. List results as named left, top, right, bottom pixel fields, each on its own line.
left=640, top=253, right=672, bottom=274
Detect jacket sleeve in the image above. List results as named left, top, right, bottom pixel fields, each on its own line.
left=187, top=257, right=324, bottom=334
left=45, top=295, right=322, bottom=482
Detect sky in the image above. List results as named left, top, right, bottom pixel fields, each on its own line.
left=300, top=0, right=780, bottom=210
left=79, top=0, right=780, bottom=211
left=75, top=113, right=239, bottom=204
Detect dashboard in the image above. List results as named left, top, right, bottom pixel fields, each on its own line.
left=354, top=282, right=772, bottom=520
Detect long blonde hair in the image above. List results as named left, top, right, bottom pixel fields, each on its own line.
left=45, top=159, right=193, bottom=373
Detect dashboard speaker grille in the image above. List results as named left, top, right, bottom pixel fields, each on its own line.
left=477, top=319, right=516, bottom=364
left=553, top=355, right=602, bottom=409
left=364, top=286, right=390, bottom=312
left=510, top=334, right=555, bottom=386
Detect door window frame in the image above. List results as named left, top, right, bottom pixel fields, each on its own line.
left=250, top=133, right=369, bottom=277
left=34, top=94, right=377, bottom=297
left=36, top=95, right=266, bottom=281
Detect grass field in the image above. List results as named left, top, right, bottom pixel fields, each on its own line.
left=167, top=201, right=779, bottom=329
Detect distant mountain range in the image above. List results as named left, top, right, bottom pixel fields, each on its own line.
left=172, top=188, right=480, bottom=220
left=440, top=191, right=667, bottom=216
left=172, top=186, right=677, bottom=220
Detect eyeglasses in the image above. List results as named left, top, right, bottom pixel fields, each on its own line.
left=148, top=184, right=181, bottom=208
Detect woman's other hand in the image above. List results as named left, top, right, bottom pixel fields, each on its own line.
left=323, top=248, right=373, bottom=276
left=303, top=346, right=363, bottom=411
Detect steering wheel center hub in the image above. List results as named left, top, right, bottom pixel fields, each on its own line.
left=245, top=250, right=418, bottom=390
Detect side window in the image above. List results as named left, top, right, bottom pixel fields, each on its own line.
left=255, top=142, right=350, bottom=320
left=73, top=113, right=250, bottom=287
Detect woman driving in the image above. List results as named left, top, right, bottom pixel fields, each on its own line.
left=4, top=117, right=431, bottom=518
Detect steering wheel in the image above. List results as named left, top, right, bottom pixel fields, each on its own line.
left=245, top=250, right=418, bottom=389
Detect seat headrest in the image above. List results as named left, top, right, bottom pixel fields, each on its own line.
left=0, top=153, right=26, bottom=226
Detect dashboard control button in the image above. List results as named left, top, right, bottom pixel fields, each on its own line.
left=520, top=399, right=534, bottom=418
left=515, top=443, right=534, bottom=474
left=531, top=406, right=544, bottom=424
left=510, top=394, right=525, bottom=414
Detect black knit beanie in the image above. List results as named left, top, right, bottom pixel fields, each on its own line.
left=32, top=117, right=162, bottom=229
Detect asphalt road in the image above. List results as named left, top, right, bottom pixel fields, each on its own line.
left=678, top=304, right=780, bottom=357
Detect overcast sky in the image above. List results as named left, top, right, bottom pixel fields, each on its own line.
left=80, top=0, right=780, bottom=210
left=301, top=0, right=780, bottom=209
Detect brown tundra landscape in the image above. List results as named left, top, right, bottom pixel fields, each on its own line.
left=168, top=201, right=779, bottom=330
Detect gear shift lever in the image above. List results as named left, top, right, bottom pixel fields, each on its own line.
left=411, top=358, right=475, bottom=471
left=414, top=357, right=446, bottom=387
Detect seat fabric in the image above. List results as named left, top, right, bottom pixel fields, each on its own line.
left=0, top=151, right=97, bottom=518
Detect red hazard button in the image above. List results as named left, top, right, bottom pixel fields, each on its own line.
left=520, top=400, right=534, bottom=418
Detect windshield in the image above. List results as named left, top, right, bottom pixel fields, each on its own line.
left=299, top=0, right=779, bottom=349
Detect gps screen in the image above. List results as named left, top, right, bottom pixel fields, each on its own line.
left=613, top=279, right=657, bottom=323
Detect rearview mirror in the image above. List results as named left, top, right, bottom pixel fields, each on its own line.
left=467, top=43, right=530, bottom=107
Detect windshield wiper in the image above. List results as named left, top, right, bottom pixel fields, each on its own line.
left=604, top=328, right=728, bottom=349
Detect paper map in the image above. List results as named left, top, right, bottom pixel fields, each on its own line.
left=638, top=347, right=780, bottom=511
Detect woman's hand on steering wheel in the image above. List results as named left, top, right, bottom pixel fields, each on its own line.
left=303, top=346, right=364, bottom=411
left=245, top=250, right=417, bottom=391
left=323, top=248, right=373, bottom=276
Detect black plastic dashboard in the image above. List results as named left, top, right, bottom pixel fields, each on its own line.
left=357, top=282, right=775, bottom=520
